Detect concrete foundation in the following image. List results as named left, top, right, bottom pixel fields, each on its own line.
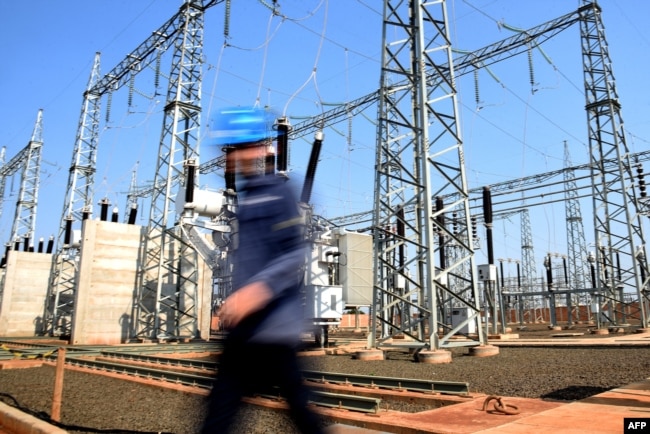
left=69, top=219, right=214, bottom=345
left=0, top=250, right=52, bottom=336
left=70, top=220, right=145, bottom=345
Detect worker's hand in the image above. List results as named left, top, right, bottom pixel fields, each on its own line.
left=218, top=281, right=274, bottom=329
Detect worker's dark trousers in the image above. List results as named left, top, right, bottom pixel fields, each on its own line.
left=201, top=338, right=325, bottom=434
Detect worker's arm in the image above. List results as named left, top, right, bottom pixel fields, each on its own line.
left=218, top=281, right=273, bottom=328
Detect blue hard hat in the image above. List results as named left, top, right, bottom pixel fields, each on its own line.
left=208, top=106, right=275, bottom=146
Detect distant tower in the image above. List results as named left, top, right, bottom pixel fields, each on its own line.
left=6, top=109, right=44, bottom=249
left=372, top=0, right=483, bottom=350
left=520, top=208, right=536, bottom=293
left=563, top=141, right=589, bottom=320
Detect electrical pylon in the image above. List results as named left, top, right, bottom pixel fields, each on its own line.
left=43, top=53, right=102, bottom=336
left=0, top=109, right=44, bottom=251
left=134, top=0, right=205, bottom=341
left=519, top=208, right=537, bottom=292
left=371, top=0, right=483, bottom=350
left=41, top=1, right=221, bottom=337
left=9, top=109, right=43, bottom=250
left=579, top=2, right=649, bottom=327
left=563, top=141, right=589, bottom=321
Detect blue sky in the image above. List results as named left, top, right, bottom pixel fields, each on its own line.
left=0, top=0, right=649, bottom=276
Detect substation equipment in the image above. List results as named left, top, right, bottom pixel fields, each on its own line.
left=0, top=0, right=648, bottom=350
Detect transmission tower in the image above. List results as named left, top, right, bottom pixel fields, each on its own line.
left=372, top=0, right=483, bottom=350
left=41, top=1, right=222, bottom=337
left=580, top=2, right=648, bottom=327
left=134, top=0, right=205, bottom=341
left=10, top=109, right=43, bottom=250
left=519, top=208, right=537, bottom=293
left=563, top=141, right=589, bottom=321
left=0, top=109, right=44, bottom=250
left=43, top=54, right=102, bottom=336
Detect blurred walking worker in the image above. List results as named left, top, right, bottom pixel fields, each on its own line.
left=201, top=107, right=325, bottom=434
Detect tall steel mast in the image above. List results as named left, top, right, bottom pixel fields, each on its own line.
left=563, top=141, right=589, bottom=322
left=134, top=0, right=205, bottom=341
left=2, top=109, right=44, bottom=249
left=42, top=1, right=221, bottom=337
left=43, top=54, right=102, bottom=336
left=371, top=0, right=483, bottom=350
left=580, top=2, right=649, bottom=327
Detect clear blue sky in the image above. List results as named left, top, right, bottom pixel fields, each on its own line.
left=0, top=0, right=648, bottom=275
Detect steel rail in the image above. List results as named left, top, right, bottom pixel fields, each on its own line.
left=2, top=339, right=466, bottom=401
left=56, top=355, right=383, bottom=413
left=100, top=350, right=217, bottom=371
left=305, top=391, right=381, bottom=414
left=65, top=342, right=221, bottom=356
left=98, top=351, right=468, bottom=396
left=62, top=355, right=215, bottom=388
left=303, top=370, right=470, bottom=396
left=97, top=351, right=469, bottom=396
left=0, top=340, right=222, bottom=361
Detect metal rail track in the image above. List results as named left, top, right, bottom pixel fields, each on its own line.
left=304, top=370, right=470, bottom=396
left=1, top=339, right=466, bottom=414
left=100, top=351, right=217, bottom=370
left=65, top=355, right=215, bottom=388
left=0, top=339, right=221, bottom=359
left=62, top=355, right=382, bottom=413
left=98, top=352, right=469, bottom=395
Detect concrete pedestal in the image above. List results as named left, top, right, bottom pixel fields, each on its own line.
left=0, top=250, right=52, bottom=336
left=70, top=220, right=145, bottom=345
left=69, top=220, right=213, bottom=345
left=417, top=349, right=452, bottom=364
left=355, top=349, right=384, bottom=360
left=468, top=344, right=500, bottom=357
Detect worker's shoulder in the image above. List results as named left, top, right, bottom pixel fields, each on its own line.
left=257, top=174, right=299, bottom=198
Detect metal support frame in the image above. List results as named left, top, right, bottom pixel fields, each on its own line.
left=519, top=208, right=537, bottom=293
left=41, top=1, right=221, bottom=338
left=563, top=141, right=590, bottom=321
left=371, top=0, right=482, bottom=350
left=134, top=1, right=204, bottom=341
left=43, top=53, right=102, bottom=336
left=9, top=109, right=43, bottom=250
left=579, top=2, right=649, bottom=328
left=0, top=109, right=44, bottom=249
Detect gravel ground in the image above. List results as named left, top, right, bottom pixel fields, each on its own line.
left=1, top=327, right=650, bottom=433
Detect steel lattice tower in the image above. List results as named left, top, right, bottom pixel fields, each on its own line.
left=134, top=1, right=204, bottom=341
left=371, top=0, right=483, bottom=349
left=40, top=1, right=221, bottom=338
left=0, top=109, right=44, bottom=250
left=580, top=2, right=649, bottom=327
left=10, top=109, right=43, bottom=249
left=520, top=208, right=536, bottom=292
left=563, top=142, right=589, bottom=319
left=43, top=54, right=102, bottom=336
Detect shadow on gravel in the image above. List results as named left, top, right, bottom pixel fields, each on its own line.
left=541, top=385, right=610, bottom=401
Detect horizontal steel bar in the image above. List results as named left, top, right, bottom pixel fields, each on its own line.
left=56, top=356, right=382, bottom=413
left=256, top=387, right=381, bottom=414
left=100, top=351, right=217, bottom=371
left=64, top=356, right=214, bottom=388
left=308, top=391, right=381, bottom=414
left=303, top=370, right=469, bottom=396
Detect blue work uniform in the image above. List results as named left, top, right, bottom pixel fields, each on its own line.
left=202, top=173, right=324, bottom=434
left=229, top=173, right=307, bottom=345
